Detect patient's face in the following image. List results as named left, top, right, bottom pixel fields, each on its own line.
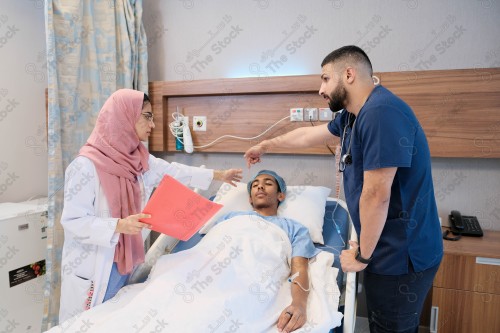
left=249, top=174, right=285, bottom=210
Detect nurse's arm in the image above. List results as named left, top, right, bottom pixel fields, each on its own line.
left=358, top=167, right=397, bottom=260
left=244, top=124, right=337, bottom=167
left=340, top=167, right=396, bottom=272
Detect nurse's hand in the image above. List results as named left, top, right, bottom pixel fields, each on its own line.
left=214, top=168, right=243, bottom=187
left=340, top=240, right=368, bottom=272
left=244, top=143, right=268, bottom=168
left=116, top=213, right=151, bottom=235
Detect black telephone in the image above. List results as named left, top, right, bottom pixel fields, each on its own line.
left=443, top=210, right=483, bottom=240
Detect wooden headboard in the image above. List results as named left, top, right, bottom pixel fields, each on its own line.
left=148, top=68, right=500, bottom=158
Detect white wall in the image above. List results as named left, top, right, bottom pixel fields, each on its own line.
left=143, top=0, right=500, bottom=231
left=0, top=2, right=47, bottom=203
left=0, top=2, right=496, bottom=216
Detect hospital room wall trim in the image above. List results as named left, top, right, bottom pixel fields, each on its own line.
left=147, top=68, right=500, bottom=158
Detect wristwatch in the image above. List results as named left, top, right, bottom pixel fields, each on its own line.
left=355, top=249, right=372, bottom=264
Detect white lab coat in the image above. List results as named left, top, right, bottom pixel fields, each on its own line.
left=58, top=155, right=213, bottom=323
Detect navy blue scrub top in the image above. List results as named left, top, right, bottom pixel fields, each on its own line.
left=328, top=85, right=443, bottom=275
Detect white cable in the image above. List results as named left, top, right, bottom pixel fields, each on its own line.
left=169, top=109, right=187, bottom=144
left=169, top=112, right=291, bottom=149
left=287, top=271, right=311, bottom=292
left=194, top=114, right=290, bottom=149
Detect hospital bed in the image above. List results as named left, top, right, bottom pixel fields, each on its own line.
left=132, top=196, right=358, bottom=333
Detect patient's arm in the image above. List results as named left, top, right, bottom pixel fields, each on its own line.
left=277, top=257, right=309, bottom=333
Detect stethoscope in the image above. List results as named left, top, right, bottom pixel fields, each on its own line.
left=336, top=75, right=378, bottom=173
left=338, top=113, right=356, bottom=173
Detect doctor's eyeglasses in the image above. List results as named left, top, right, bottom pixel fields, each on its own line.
left=142, top=112, right=154, bottom=122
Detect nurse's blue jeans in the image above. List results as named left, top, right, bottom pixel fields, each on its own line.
left=364, top=262, right=440, bottom=333
left=103, top=263, right=130, bottom=302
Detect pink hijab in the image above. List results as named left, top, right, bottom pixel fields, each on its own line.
left=79, top=89, right=150, bottom=275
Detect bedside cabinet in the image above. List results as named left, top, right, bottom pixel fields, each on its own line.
left=430, top=229, right=500, bottom=333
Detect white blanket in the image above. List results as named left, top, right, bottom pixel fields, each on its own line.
left=47, top=216, right=343, bottom=332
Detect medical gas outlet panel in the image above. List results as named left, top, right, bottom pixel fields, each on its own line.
left=290, top=108, right=333, bottom=122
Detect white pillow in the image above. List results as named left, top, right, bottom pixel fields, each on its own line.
left=199, top=182, right=331, bottom=244
left=198, top=183, right=251, bottom=234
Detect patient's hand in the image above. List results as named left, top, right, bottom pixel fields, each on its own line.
left=214, top=168, right=243, bottom=186
left=277, top=303, right=307, bottom=333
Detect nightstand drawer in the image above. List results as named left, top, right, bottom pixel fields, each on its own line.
left=431, top=287, right=500, bottom=333
left=433, top=253, right=500, bottom=294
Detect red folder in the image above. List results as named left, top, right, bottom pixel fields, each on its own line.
left=141, top=175, right=222, bottom=241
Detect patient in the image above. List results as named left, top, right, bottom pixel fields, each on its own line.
left=45, top=170, right=334, bottom=333
left=215, top=170, right=320, bottom=333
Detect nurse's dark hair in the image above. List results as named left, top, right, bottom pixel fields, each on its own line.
left=143, top=93, right=150, bottom=107
left=321, top=45, right=373, bottom=76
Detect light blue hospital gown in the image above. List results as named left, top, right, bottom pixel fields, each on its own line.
left=215, top=211, right=321, bottom=258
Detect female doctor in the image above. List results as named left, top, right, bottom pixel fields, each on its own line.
left=58, top=89, right=242, bottom=323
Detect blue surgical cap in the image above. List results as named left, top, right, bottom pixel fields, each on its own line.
left=247, top=169, right=287, bottom=194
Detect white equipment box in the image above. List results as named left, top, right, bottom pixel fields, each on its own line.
left=0, top=198, right=48, bottom=332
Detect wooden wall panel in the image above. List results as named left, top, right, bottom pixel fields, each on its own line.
left=378, top=69, right=500, bottom=158
left=148, top=68, right=500, bottom=158
left=164, top=94, right=337, bottom=154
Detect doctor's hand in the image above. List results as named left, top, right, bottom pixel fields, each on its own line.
left=115, top=213, right=151, bottom=235
left=244, top=143, right=268, bottom=168
left=214, top=168, right=243, bottom=187
left=277, top=302, right=307, bottom=333
left=340, top=240, right=368, bottom=273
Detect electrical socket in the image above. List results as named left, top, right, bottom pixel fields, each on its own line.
left=304, top=108, right=318, bottom=121
left=290, top=108, right=303, bottom=121
left=193, top=116, right=207, bottom=131
left=319, top=108, right=333, bottom=121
